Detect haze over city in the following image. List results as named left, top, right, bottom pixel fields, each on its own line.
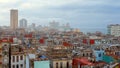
left=1, top=0, right=120, bottom=33
left=0, top=0, right=120, bottom=68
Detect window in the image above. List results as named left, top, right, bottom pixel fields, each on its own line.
left=17, top=56, right=19, bottom=62
left=56, top=62, right=58, bottom=68
left=13, top=65, right=15, bottom=68
left=20, top=64, right=23, bottom=68
left=50, top=63, right=52, bottom=68
left=83, top=53, right=85, bottom=57
left=13, top=56, right=15, bottom=62
left=16, top=64, right=19, bottom=68
left=90, top=53, right=92, bottom=57
left=20, top=55, right=23, bottom=60
left=60, top=62, right=63, bottom=68
left=98, top=53, right=101, bottom=57
left=66, top=62, right=69, bottom=68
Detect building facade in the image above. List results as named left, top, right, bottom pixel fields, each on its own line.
left=52, top=59, right=72, bottom=68
left=11, top=44, right=25, bottom=68
left=93, top=49, right=104, bottom=61
left=10, top=9, right=18, bottom=30
left=108, top=24, right=120, bottom=37
left=0, top=40, right=10, bottom=68
left=11, top=54, right=25, bottom=68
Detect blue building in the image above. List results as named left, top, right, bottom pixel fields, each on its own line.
left=93, top=49, right=105, bottom=61
left=34, top=61, right=50, bottom=68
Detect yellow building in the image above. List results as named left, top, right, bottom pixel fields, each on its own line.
left=0, top=40, right=10, bottom=68
left=52, top=59, right=72, bottom=68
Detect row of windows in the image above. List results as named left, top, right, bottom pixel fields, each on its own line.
left=82, top=53, right=92, bottom=57
left=56, top=62, right=69, bottom=68
left=115, top=52, right=120, bottom=56
left=12, top=64, right=23, bottom=68
left=12, top=55, right=23, bottom=62
left=106, top=52, right=120, bottom=56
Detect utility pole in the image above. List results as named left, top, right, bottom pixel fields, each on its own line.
left=9, top=43, right=11, bottom=68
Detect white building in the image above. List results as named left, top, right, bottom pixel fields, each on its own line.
left=11, top=44, right=25, bottom=68
left=11, top=54, right=25, bottom=68
left=108, top=24, right=120, bottom=37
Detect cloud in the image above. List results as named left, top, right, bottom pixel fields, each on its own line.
left=19, top=3, right=32, bottom=9
left=0, top=0, right=19, bottom=3
left=18, top=0, right=85, bottom=10
left=0, top=0, right=120, bottom=33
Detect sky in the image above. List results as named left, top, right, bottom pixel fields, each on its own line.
left=0, top=0, right=120, bottom=33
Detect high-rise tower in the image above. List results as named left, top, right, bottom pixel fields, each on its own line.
left=108, top=24, right=120, bottom=37
left=10, top=9, right=18, bottom=30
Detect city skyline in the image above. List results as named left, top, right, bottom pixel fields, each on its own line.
left=0, top=0, right=120, bottom=33
left=0, top=1, right=120, bottom=68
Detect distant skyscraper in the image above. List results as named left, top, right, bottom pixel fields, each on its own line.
left=108, top=24, right=120, bottom=36
left=49, top=21, right=59, bottom=29
left=19, top=18, right=27, bottom=28
left=10, top=9, right=18, bottom=30
left=31, top=23, right=36, bottom=28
